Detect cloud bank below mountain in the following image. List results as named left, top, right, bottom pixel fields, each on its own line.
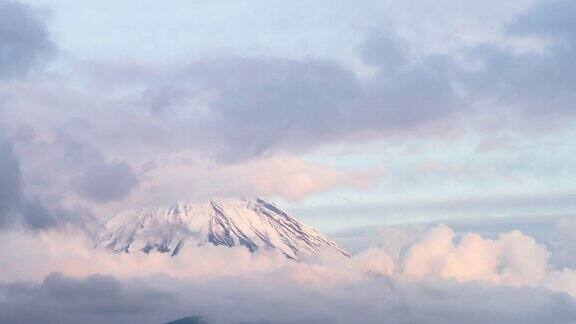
left=2, top=219, right=576, bottom=323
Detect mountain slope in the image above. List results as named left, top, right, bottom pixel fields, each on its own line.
left=96, top=198, right=350, bottom=258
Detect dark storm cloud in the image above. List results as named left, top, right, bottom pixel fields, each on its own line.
left=0, top=272, right=575, bottom=324
left=0, top=0, right=54, bottom=79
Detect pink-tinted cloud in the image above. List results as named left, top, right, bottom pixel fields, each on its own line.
left=131, top=155, right=381, bottom=204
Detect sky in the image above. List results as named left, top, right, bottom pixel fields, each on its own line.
left=2, top=0, right=576, bottom=231
left=1, top=0, right=576, bottom=323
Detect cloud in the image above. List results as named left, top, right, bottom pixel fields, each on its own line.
left=0, top=1, right=92, bottom=231
left=1, top=0, right=575, bottom=219
left=2, top=0, right=575, bottom=209
left=135, top=155, right=380, bottom=203
left=2, top=271, right=576, bottom=324
left=141, top=0, right=575, bottom=154
left=402, top=225, right=551, bottom=285
left=3, top=220, right=576, bottom=287
left=0, top=0, right=54, bottom=79
left=1, top=225, right=576, bottom=323
left=0, top=273, right=178, bottom=324
left=0, top=135, right=94, bottom=231
left=2, top=220, right=576, bottom=323
left=1, top=2, right=576, bottom=321
left=508, top=0, right=576, bottom=42
left=76, top=161, right=139, bottom=203
left=0, top=137, right=60, bottom=230
left=0, top=140, right=22, bottom=227
left=123, top=44, right=462, bottom=160
left=117, top=57, right=365, bottom=161
left=462, top=0, right=576, bottom=128
left=15, top=35, right=461, bottom=164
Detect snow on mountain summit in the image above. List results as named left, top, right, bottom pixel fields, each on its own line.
left=96, top=198, right=350, bottom=259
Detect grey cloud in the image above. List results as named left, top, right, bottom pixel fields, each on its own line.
left=3, top=122, right=140, bottom=208
left=66, top=34, right=461, bottom=162
left=360, top=54, right=460, bottom=128
left=2, top=0, right=575, bottom=167
left=143, top=0, right=574, bottom=158
left=361, top=30, right=410, bottom=70
left=0, top=273, right=177, bottom=324
left=0, top=1, right=81, bottom=230
left=136, top=46, right=461, bottom=160
left=11, top=0, right=573, bottom=166
left=0, top=140, right=23, bottom=228
left=0, top=0, right=54, bottom=79
left=131, top=58, right=363, bottom=160
left=508, top=0, right=576, bottom=41
left=0, top=135, right=94, bottom=231
left=22, top=128, right=140, bottom=204
left=2, top=0, right=575, bottom=209
left=463, top=0, right=576, bottom=122
left=1, top=272, right=575, bottom=324
left=190, top=58, right=362, bottom=159
left=76, top=161, right=139, bottom=203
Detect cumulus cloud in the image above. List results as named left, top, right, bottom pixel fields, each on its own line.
left=402, top=225, right=551, bottom=285
left=1, top=223, right=576, bottom=323
left=2, top=222, right=571, bottom=287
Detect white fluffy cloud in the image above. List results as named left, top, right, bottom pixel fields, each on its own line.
left=402, top=225, right=551, bottom=286
left=3, top=222, right=575, bottom=292
left=1, top=221, right=576, bottom=323
left=136, top=155, right=380, bottom=203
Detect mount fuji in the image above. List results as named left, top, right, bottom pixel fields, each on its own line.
left=95, top=198, right=349, bottom=259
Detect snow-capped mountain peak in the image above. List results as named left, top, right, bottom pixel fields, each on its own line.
left=96, top=198, right=350, bottom=259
